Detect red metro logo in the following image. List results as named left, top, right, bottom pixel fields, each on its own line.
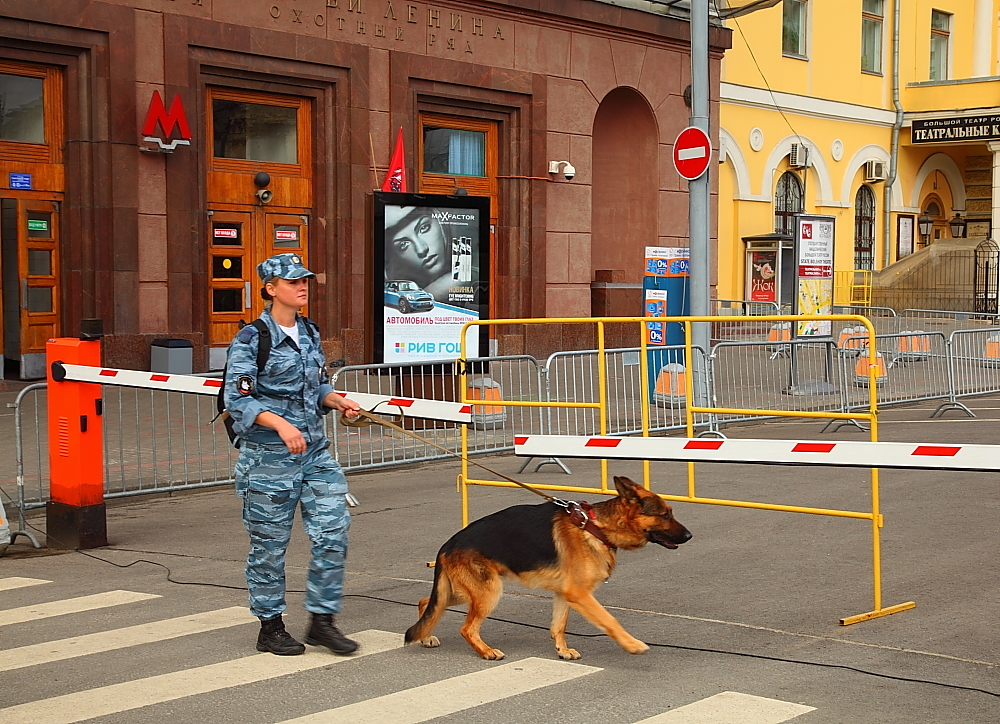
left=142, top=91, right=191, bottom=151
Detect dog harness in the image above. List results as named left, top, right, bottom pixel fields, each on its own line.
left=556, top=499, right=617, bottom=550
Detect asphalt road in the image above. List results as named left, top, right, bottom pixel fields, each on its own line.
left=3, top=399, right=1000, bottom=723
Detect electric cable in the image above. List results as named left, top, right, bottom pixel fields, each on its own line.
left=9, top=517, right=999, bottom=701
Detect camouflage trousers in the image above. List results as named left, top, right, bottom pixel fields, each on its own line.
left=235, top=439, right=350, bottom=620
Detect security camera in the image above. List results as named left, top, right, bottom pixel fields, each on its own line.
left=256, top=189, right=273, bottom=204
left=547, top=160, right=576, bottom=181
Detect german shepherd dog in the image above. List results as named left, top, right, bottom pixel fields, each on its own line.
left=405, top=476, right=691, bottom=660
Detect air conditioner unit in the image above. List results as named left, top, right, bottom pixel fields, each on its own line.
left=864, top=160, right=888, bottom=182
left=788, top=143, right=810, bottom=168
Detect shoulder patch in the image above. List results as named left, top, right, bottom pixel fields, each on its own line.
left=236, top=375, right=254, bottom=395
left=237, top=325, right=259, bottom=344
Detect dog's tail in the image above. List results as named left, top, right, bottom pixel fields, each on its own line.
left=405, top=552, right=452, bottom=645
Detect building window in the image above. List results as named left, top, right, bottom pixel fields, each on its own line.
left=423, top=127, right=486, bottom=177
left=854, top=185, right=876, bottom=270
left=782, top=0, right=808, bottom=57
left=213, top=100, right=298, bottom=164
left=930, top=10, right=951, bottom=81
left=0, top=60, right=62, bottom=165
left=774, top=171, right=803, bottom=235
left=861, top=0, right=884, bottom=74
left=0, top=73, right=44, bottom=144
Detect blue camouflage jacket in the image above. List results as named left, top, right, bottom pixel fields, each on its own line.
left=223, top=308, right=335, bottom=446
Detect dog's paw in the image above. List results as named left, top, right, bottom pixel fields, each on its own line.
left=481, top=648, right=506, bottom=660
left=625, top=640, right=649, bottom=655
left=557, top=647, right=581, bottom=660
left=421, top=636, right=440, bottom=648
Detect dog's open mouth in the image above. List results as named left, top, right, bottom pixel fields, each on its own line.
left=647, top=532, right=681, bottom=549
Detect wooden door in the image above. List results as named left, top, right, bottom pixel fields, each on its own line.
left=258, top=211, right=309, bottom=319
left=19, top=199, right=60, bottom=356
left=207, top=210, right=253, bottom=347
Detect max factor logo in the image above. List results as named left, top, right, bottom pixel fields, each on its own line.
left=433, top=212, right=476, bottom=222
left=142, top=91, right=192, bottom=151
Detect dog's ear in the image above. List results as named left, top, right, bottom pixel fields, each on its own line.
left=613, top=476, right=644, bottom=505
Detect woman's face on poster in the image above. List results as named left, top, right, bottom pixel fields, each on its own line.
left=385, top=208, right=450, bottom=285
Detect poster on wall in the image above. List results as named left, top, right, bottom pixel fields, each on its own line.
left=748, top=250, right=778, bottom=302
left=793, top=214, right=835, bottom=337
left=373, top=191, right=490, bottom=363
left=896, top=215, right=914, bottom=259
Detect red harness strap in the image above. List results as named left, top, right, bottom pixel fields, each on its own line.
left=563, top=501, right=617, bottom=550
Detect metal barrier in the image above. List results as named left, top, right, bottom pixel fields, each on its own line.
left=458, top=315, right=915, bottom=625
left=328, top=356, right=545, bottom=470
left=710, top=299, right=782, bottom=343
left=945, top=328, right=1000, bottom=410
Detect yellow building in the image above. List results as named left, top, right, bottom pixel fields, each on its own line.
left=718, top=0, right=1000, bottom=310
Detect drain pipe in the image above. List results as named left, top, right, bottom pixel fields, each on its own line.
left=883, top=0, right=903, bottom=269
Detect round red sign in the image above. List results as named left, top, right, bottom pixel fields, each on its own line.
left=672, top=126, right=712, bottom=181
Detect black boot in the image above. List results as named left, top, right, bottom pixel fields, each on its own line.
left=305, top=613, right=359, bottom=655
left=256, top=615, right=306, bottom=656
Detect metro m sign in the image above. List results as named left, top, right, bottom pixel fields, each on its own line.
left=142, top=91, right=191, bottom=151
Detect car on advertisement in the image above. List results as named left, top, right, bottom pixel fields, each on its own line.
left=384, top=280, right=434, bottom=313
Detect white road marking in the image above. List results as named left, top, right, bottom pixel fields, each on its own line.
left=633, top=691, right=815, bottom=723
left=0, top=629, right=402, bottom=724
left=0, top=577, right=51, bottom=592
left=0, top=606, right=254, bottom=672
left=0, top=590, right=160, bottom=627
left=276, top=656, right=602, bottom=724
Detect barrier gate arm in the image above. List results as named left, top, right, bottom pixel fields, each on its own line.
left=514, top=435, right=1000, bottom=473
left=52, top=363, right=473, bottom=424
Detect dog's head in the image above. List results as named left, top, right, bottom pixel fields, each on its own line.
left=613, top=476, right=692, bottom=550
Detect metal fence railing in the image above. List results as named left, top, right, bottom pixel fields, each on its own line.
left=11, top=308, right=1000, bottom=533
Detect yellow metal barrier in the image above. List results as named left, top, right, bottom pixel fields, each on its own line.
left=834, top=269, right=873, bottom=306
left=458, top=315, right=915, bottom=626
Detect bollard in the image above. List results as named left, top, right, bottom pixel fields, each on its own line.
left=896, top=330, right=930, bottom=363
left=467, top=377, right=507, bottom=429
left=854, top=346, right=888, bottom=387
left=654, top=363, right=687, bottom=408
left=45, top=338, right=107, bottom=549
left=985, top=333, right=1000, bottom=369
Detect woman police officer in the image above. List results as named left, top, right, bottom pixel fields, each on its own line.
left=224, top=253, right=362, bottom=656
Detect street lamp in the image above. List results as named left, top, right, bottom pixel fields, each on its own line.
left=918, top=213, right=934, bottom=244
left=949, top=213, right=966, bottom=239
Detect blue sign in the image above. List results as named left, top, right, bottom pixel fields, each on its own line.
left=9, top=173, right=32, bottom=190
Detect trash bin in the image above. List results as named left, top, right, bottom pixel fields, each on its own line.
left=151, top=338, right=193, bottom=375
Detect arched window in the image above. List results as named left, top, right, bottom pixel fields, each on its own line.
left=854, top=185, right=876, bottom=270
left=774, top=171, right=803, bottom=235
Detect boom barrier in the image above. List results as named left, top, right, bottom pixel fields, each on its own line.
left=458, top=315, right=915, bottom=626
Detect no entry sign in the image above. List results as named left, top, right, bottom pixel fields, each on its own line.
left=673, top=126, right=712, bottom=180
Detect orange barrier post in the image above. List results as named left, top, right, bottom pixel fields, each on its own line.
left=46, top=337, right=107, bottom=549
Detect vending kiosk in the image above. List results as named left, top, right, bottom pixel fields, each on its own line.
left=743, top=232, right=794, bottom=308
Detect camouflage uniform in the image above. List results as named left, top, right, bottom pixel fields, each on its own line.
left=224, top=254, right=350, bottom=621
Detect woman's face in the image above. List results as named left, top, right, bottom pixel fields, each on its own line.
left=388, top=213, right=450, bottom=284
left=266, top=277, right=309, bottom=310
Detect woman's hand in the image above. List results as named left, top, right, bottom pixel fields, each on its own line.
left=324, top=392, right=362, bottom=419
left=276, top=421, right=307, bottom=454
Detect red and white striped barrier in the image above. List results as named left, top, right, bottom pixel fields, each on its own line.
left=513, top=434, right=1000, bottom=472
left=53, top=363, right=472, bottom=424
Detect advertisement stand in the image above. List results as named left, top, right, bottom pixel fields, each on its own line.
left=643, top=247, right=690, bottom=401
left=787, top=214, right=838, bottom=396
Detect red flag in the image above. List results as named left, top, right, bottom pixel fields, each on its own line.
left=381, top=127, right=407, bottom=193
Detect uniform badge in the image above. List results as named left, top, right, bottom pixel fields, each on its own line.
left=291, top=255, right=300, bottom=263
left=237, top=375, right=254, bottom=395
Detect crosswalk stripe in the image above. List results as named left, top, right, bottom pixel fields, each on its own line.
left=0, top=629, right=403, bottom=724
left=632, top=691, right=816, bottom=723
left=276, top=656, right=602, bottom=724
left=0, top=606, right=253, bottom=673
left=0, top=577, right=51, bottom=592
left=0, top=590, right=160, bottom=627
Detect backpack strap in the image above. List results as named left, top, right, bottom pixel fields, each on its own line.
left=301, top=316, right=321, bottom=344
left=249, top=319, right=271, bottom=374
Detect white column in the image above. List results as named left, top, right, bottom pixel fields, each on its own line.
left=972, top=0, right=993, bottom=77
left=988, top=141, right=1000, bottom=238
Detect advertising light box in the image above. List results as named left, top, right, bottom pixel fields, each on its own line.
left=373, top=192, right=491, bottom=363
